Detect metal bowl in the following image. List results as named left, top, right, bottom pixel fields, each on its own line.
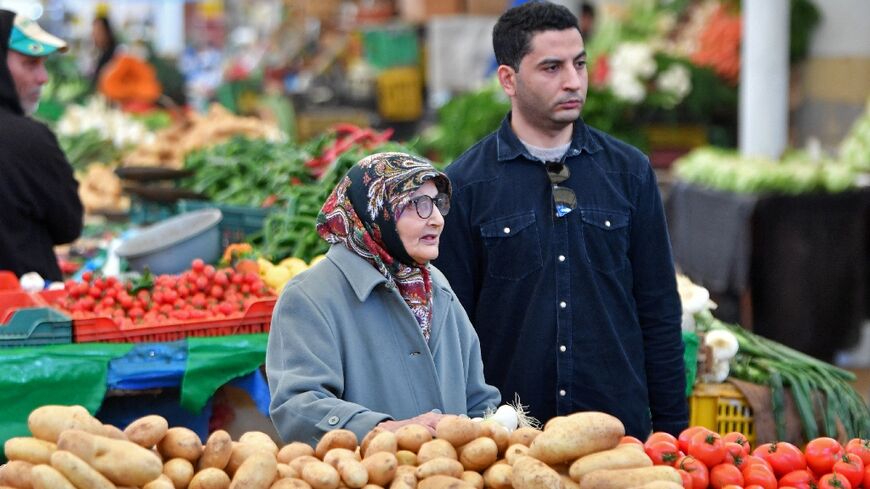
left=116, top=209, right=223, bottom=275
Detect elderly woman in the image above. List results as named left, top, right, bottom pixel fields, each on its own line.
left=266, top=152, right=500, bottom=444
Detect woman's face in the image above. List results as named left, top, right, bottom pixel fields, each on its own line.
left=396, top=181, right=444, bottom=265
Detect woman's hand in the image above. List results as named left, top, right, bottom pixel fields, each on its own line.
left=376, top=411, right=444, bottom=435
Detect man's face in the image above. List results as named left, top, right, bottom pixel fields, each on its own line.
left=6, top=50, right=49, bottom=115
left=503, top=28, right=588, bottom=131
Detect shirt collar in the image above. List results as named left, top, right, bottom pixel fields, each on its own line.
left=495, top=111, right=602, bottom=162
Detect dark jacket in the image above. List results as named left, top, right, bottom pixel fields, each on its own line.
left=0, top=10, right=83, bottom=281
left=433, top=115, right=688, bottom=438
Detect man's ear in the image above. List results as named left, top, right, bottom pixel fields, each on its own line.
left=497, top=65, right=517, bottom=97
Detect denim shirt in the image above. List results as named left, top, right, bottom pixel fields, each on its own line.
left=433, top=114, right=688, bottom=437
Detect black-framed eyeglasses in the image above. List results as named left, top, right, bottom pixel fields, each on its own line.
left=408, top=193, right=451, bottom=219
left=546, top=162, right=576, bottom=218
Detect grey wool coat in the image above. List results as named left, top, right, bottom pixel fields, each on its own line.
left=266, top=244, right=501, bottom=445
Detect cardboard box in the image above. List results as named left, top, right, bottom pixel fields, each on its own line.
left=398, top=0, right=464, bottom=23
left=466, top=0, right=509, bottom=15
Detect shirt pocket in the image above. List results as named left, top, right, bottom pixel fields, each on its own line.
left=580, top=209, right=630, bottom=273
left=480, top=211, right=543, bottom=281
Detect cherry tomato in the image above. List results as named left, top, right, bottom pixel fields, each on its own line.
left=754, top=441, right=807, bottom=478
left=845, top=438, right=870, bottom=466
left=832, top=453, right=864, bottom=488
left=723, top=431, right=751, bottom=455
left=710, top=463, right=744, bottom=489
left=676, top=455, right=710, bottom=489
left=818, top=472, right=852, bottom=489
left=742, top=462, right=777, bottom=489
left=678, top=426, right=711, bottom=453
left=805, top=437, right=845, bottom=476
left=778, top=469, right=818, bottom=489
left=191, top=258, right=204, bottom=272
left=688, top=430, right=726, bottom=467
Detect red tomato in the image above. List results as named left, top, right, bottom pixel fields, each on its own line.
left=805, top=437, right=845, bottom=476
left=832, top=453, right=864, bottom=488
left=754, top=442, right=807, bottom=478
left=647, top=431, right=679, bottom=448
left=845, top=438, right=870, bottom=466
left=724, top=441, right=746, bottom=466
left=742, top=463, right=777, bottom=489
left=710, top=463, right=744, bottom=489
left=723, top=431, right=752, bottom=455
left=740, top=454, right=774, bottom=473
left=778, top=469, right=818, bottom=489
left=646, top=440, right=680, bottom=466
left=818, top=472, right=852, bottom=489
left=721, top=486, right=742, bottom=489
left=677, top=455, right=710, bottom=489
left=688, top=430, right=726, bottom=467
left=677, top=468, right=693, bottom=489
left=745, top=486, right=766, bottom=489
left=864, top=464, right=870, bottom=488
left=191, top=258, right=204, bottom=271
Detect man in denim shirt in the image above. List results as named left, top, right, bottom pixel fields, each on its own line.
left=433, top=1, right=688, bottom=437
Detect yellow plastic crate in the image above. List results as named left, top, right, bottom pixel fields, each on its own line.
left=689, top=382, right=755, bottom=446
left=376, top=67, right=423, bottom=122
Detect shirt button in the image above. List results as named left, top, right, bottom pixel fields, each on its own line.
left=559, top=345, right=567, bottom=352
left=559, top=389, right=566, bottom=397
left=503, top=227, right=511, bottom=234
left=605, top=220, right=611, bottom=227
left=327, top=416, right=339, bottom=425
left=558, top=255, right=565, bottom=262
left=559, top=301, right=567, bottom=309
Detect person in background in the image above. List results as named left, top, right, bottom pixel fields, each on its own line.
left=580, top=2, right=596, bottom=40
left=433, top=1, right=687, bottom=438
left=89, top=15, right=117, bottom=89
left=266, top=152, right=500, bottom=444
left=0, top=10, right=83, bottom=283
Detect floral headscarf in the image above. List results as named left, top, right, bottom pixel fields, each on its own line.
left=316, top=152, right=451, bottom=341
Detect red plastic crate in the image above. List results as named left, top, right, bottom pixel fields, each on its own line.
left=0, top=289, right=65, bottom=323
left=0, top=271, right=19, bottom=291
left=72, top=298, right=277, bottom=343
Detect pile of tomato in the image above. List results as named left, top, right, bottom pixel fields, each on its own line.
left=631, top=427, right=870, bottom=489
left=51, top=259, right=274, bottom=327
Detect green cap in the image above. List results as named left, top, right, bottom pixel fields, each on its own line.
left=9, top=13, right=67, bottom=57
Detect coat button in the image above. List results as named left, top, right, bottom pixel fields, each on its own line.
left=559, top=389, right=566, bottom=397
left=559, top=345, right=567, bottom=352
left=328, top=416, right=340, bottom=425
left=605, top=220, right=611, bottom=227
left=558, top=255, right=565, bottom=262
left=503, top=227, right=511, bottom=234
left=559, top=301, right=567, bottom=309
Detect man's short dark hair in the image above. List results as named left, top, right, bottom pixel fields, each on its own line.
left=493, top=1, right=580, bottom=71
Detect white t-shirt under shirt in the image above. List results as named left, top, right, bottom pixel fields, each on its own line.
left=520, top=140, right=570, bottom=163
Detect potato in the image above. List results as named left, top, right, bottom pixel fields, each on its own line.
left=395, top=450, right=417, bottom=466
left=30, top=464, right=76, bottom=489
left=288, top=455, right=321, bottom=476
left=27, top=406, right=105, bottom=443
left=199, top=430, right=233, bottom=471
left=417, top=475, right=475, bottom=489
left=123, top=415, right=169, bottom=448
left=4, top=438, right=56, bottom=465
left=415, top=457, right=464, bottom=480
left=270, top=479, right=313, bottom=489
left=460, top=470, right=484, bottom=489
left=395, top=424, right=432, bottom=453
left=578, top=466, right=681, bottom=489
left=364, top=432, right=397, bottom=458
left=164, top=458, right=195, bottom=489
left=101, top=424, right=127, bottom=441
left=361, top=452, right=397, bottom=487
left=568, top=444, right=652, bottom=482
left=504, top=444, right=530, bottom=465
left=507, top=428, right=541, bottom=448
left=277, top=463, right=300, bottom=479
left=561, top=474, right=580, bottom=489
left=387, top=466, right=416, bottom=489
left=337, top=458, right=368, bottom=488
left=482, top=463, right=512, bottom=489
left=315, top=430, right=358, bottom=460
left=301, top=461, right=340, bottom=489
left=0, top=460, right=33, bottom=489
left=323, top=448, right=360, bottom=468
left=158, top=427, right=203, bottom=462
left=188, top=468, right=231, bottom=489
left=239, top=432, right=279, bottom=456
left=143, top=474, right=176, bottom=489
left=57, top=429, right=163, bottom=487
left=50, top=450, right=116, bottom=489
left=278, top=442, right=315, bottom=464
left=528, top=412, right=624, bottom=465
left=477, top=421, right=509, bottom=456
left=227, top=442, right=274, bottom=476
left=434, top=417, right=479, bottom=448
left=510, top=456, right=562, bottom=489
left=416, top=440, right=457, bottom=464
left=457, top=438, right=497, bottom=472
left=231, top=452, right=278, bottom=489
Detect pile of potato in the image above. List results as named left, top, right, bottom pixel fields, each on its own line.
left=1, top=406, right=682, bottom=489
